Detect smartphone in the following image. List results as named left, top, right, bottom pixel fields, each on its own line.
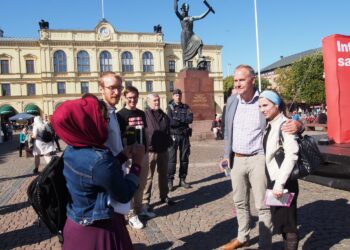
left=221, top=159, right=230, bottom=177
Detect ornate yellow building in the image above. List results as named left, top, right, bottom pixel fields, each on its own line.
left=0, top=20, right=223, bottom=120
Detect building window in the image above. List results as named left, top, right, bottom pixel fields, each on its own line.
left=121, top=51, right=134, bottom=72
left=57, top=82, right=66, bottom=94
left=81, top=82, right=89, bottom=94
left=188, top=61, right=193, bottom=68
left=100, top=51, right=112, bottom=72
left=142, top=52, right=154, bottom=72
left=53, top=50, right=67, bottom=73
left=125, top=81, right=132, bottom=88
left=26, top=60, right=35, bottom=74
left=27, top=83, right=36, bottom=96
left=206, top=61, right=211, bottom=72
left=1, top=83, right=11, bottom=96
left=169, top=81, right=174, bottom=92
left=169, top=60, right=175, bottom=72
left=77, top=51, right=90, bottom=73
left=146, top=81, right=153, bottom=92
left=0, top=60, right=9, bottom=74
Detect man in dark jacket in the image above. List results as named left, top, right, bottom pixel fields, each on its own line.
left=142, top=93, right=175, bottom=209
left=167, top=89, right=193, bottom=190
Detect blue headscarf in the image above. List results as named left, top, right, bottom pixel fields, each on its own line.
left=260, top=90, right=282, bottom=106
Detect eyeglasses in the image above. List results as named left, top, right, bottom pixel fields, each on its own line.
left=103, top=85, right=124, bottom=92
left=126, top=96, right=138, bottom=100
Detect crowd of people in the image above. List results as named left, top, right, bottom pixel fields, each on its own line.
left=49, top=72, right=193, bottom=249
left=2, top=63, right=311, bottom=249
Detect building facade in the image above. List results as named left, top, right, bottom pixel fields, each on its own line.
left=0, top=20, right=224, bottom=120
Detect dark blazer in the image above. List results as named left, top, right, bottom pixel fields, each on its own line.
left=145, top=108, right=171, bottom=153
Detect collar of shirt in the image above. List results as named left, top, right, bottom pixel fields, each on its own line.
left=238, top=90, right=260, bottom=104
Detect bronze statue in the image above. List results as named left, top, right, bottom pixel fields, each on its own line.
left=174, top=0, right=214, bottom=68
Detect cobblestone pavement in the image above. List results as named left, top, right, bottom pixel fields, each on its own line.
left=0, top=133, right=350, bottom=249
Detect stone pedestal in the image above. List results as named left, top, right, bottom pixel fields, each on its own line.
left=175, top=69, right=215, bottom=140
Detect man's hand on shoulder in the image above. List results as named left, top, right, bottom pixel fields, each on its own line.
left=281, top=119, right=302, bottom=135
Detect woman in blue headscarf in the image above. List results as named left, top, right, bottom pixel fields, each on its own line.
left=259, top=90, right=300, bottom=250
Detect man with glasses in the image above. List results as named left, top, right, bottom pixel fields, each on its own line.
left=117, top=86, right=153, bottom=230
left=99, top=72, right=125, bottom=157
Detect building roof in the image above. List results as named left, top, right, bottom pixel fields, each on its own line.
left=261, top=48, right=322, bottom=73
left=0, top=37, right=37, bottom=41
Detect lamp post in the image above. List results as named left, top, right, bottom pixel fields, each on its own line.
left=226, top=63, right=231, bottom=77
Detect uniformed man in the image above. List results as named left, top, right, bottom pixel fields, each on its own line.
left=167, top=89, right=193, bottom=191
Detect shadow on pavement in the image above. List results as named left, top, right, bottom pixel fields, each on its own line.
left=134, top=242, right=173, bottom=250
left=0, top=224, right=52, bottom=249
left=187, top=172, right=224, bottom=186
left=153, top=173, right=232, bottom=216
left=0, top=173, right=35, bottom=183
left=298, top=198, right=350, bottom=249
left=173, top=219, right=239, bottom=249
left=0, top=201, right=30, bottom=215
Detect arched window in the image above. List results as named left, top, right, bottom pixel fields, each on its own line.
left=99, top=51, right=112, bottom=72
left=77, top=51, right=90, bottom=72
left=53, top=50, right=67, bottom=73
left=121, top=51, right=134, bottom=72
left=142, top=52, right=154, bottom=72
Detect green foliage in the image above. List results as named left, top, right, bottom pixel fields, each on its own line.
left=223, top=76, right=233, bottom=93
left=223, top=76, right=233, bottom=102
left=275, top=53, right=325, bottom=105
left=254, top=77, right=271, bottom=91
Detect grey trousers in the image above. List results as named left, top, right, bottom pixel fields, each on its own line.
left=143, top=151, right=169, bottom=206
left=230, top=154, right=272, bottom=249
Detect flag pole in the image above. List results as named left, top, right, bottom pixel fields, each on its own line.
left=254, top=0, right=262, bottom=92
left=101, top=0, right=105, bottom=19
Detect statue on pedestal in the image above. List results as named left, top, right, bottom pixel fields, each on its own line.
left=174, top=0, right=214, bottom=68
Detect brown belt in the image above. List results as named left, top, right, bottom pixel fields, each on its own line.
left=235, top=153, right=257, bottom=157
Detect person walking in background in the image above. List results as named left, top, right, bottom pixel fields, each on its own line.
left=143, top=93, right=175, bottom=213
left=259, top=90, right=300, bottom=250
left=31, top=116, right=56, bottom=173
left=19, top=128, right=27, bottom=156
left=117, top=86, right=152, bottom=230
left=219, top=65, right=301, bottom=250
left=51, top=94, right=144, bottom=250
left=19, top=128, right=28, bottom=157
left=47, top=115, right=62, bottom=152
left=6, top=122, right=13, bottom=143
left=167, top=89, right=193, bottom=191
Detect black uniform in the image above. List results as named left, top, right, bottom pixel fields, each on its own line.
left=167, top=100, right=193, bottom=182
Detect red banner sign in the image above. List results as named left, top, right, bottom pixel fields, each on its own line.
left=322, top=34, right=350, bottom=143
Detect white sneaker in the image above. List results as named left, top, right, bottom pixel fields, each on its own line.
left=128, top=215, right=144, bottom=229
left=139, top=208, right=156, bottom=219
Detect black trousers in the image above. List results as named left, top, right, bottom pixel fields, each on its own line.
left=168, top=134, right=191, bottom=180
left=19, top=142, right=25, bottom=157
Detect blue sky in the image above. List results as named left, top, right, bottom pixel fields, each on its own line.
left=1, top=0, right=350, bottom=76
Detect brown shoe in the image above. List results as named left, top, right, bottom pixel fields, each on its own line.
left=221, top=239, right=249, bottom=250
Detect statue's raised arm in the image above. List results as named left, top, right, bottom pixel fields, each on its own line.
left=174, top=0, right=183, bottom=20
left=174, top=0, right=215, bottom=68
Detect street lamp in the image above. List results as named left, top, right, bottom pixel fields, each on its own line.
left=226, top=63, right=231, bottom=77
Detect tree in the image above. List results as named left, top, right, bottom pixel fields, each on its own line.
left=275, top=53, right=325, bottom=105
left=254, top=77, right=271, bottom=91
left=223, top=76, right=233, bottom=102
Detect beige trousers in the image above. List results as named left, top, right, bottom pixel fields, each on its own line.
left=230, top=154, right=272, bottom=249
left=142, top=151, right=169, bottom=206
